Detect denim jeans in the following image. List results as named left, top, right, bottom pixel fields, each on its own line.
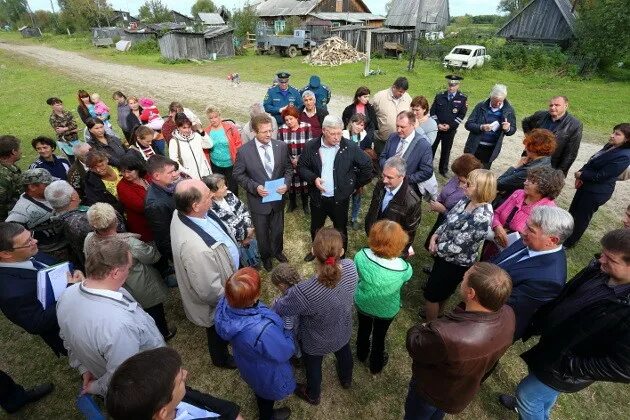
left=516, top=373, right=560, bottom=420
left=350, top=192, right=362, bottom=222
left=404, top=378, right=445, bottom=420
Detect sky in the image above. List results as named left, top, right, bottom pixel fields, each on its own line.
left=28, top=1, right=503, bottom=17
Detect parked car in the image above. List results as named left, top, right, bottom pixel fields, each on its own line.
left=443, top=45, right=490, bottom=69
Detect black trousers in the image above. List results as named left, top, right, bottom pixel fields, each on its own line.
left=211, top=162, right=239, bottom=197
left=251, top=207, right=284, bottom=260
left=310, top=196, right=350, bottom=251
left=424, top=213, right=447, bottom=251
left=144, top=303, right=169, bottom=337
left=255, top=394, right=275, bottom=420
left=564, top=187, right=611, bottom=248
left=303, top=342, right=353, bottom=400
left=356, top=311, right=394, bottom=373
left=206, top=325, right=231, bottom=366
left=431, top=130, right=457, bottom=174
left=0, top=370, right=29, bottom=414
left=473, top=144, right=495, bottom=169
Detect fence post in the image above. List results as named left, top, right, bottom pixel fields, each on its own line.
left=364, top=29, right=372, bottom=77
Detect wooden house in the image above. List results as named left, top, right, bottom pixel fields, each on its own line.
left=497, top=0, right=577, bottom=47
left=331, top=25, right=414, bottom=56
left=384, top=0, right=450, bottom=32
left=169, top=10, right=197, bottom=26
left=159, top=31, right=207, bottom=60
left=204, top=25, right=235, bottom=58
left=198, top=12, right=225, bottom=26
left=111, top=10, right=140, bottom=28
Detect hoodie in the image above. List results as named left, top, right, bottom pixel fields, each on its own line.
left=214, top=297, right=296, bottom=401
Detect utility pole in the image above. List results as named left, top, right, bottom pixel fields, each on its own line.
left=407, top=0, right=424, bottom=72
left=364, top=29, right=372, bottom=77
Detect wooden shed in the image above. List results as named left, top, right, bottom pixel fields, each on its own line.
left=18, top=26, right=42, bottom=38
left=122, top=29, right=158, bottom=44
left=91, top=27, right=123, bottom=46
left=497, top=0, right=577, bottom=46
left=204, top=26, right=235, bottom=58
left=331, top=25, right=414, bottom=55
left=384, top=0, right=450, bottom=32
left=159, top=31, right=207, bottom=60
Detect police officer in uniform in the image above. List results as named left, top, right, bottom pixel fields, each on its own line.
left=264, top=71, right=303, bottom=126
left=300, top=75, right=331, bottom=111
left=430, top=75, right=468, bottom=177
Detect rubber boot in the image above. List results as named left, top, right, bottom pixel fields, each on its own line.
left=287, top=191, right=297, bottom=212
left=301, top=192, right=310, bottom=214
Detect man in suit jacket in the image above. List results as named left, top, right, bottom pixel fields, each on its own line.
left=365, top=156, right=422, bottom=256
left=0, top=222, right=83, bottom=356
left=298, top=115, right=373, bottom=261
left=170, top=179, right=239, bottom=369
left=379, top=111, right=433, bottom=196
left=233, top=114, right=292, bottom=272
left=492, top=206, right=574, bottom=340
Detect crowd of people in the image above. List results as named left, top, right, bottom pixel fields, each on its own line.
left=0, top=71, right=629, bottom=420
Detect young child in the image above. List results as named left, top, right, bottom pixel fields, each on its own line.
left=138, top=97, right=165, bottom=130
left=130, top=125, right=158, bottom=160
left=91, top=93, right=112, bottom=127
left=270, top=263, right=302, bottom=359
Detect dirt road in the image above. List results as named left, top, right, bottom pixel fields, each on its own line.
left=1, top=42, right=627, bottom=225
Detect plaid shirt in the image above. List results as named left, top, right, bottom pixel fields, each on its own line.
left=278, top=122, right=312, bottom=190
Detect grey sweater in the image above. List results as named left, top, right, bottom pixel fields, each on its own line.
left=57, top=282, right=165, bottom=396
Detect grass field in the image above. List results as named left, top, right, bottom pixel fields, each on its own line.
left=0, top=45, right=628, bottom=420
left=1, top=30, right=629, bottom=140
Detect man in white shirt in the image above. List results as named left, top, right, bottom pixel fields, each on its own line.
left=371, top=77, right=412, bottom=154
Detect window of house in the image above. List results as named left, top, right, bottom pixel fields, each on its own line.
left=274, top=19, right=286, bottom=34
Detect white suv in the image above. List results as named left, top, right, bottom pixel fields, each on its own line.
left=443, top=45, right=490, bottom=69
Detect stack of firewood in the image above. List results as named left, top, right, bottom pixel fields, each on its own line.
left=304, top=36, right=366, bottom=66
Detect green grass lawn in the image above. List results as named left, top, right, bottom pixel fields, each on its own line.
left=0, top=44, right=628, bottom=419
left=1, top=30, right=629, bottom=140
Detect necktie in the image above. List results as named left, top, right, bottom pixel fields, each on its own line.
left=395, top=139, right=406, bottom=157
left=448, top=93, right=454, bottom=101
left=262, top=144, right=273, bottom=177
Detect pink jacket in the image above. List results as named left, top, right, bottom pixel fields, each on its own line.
left=492, top=189, right=555, bottom=232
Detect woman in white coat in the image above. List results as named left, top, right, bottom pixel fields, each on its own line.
left=169, top=112, right=213, bottom=179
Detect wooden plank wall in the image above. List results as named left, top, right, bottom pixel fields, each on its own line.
left=499, top=0, right=572, bottom=42
left=159, top=33, right=208, bottom=60
left=205, top=33, right=235, bottom=58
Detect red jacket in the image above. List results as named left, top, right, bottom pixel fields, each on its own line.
left=116, top=176, right=153, bottom=242
left=205, top=121, right=243, bottom=163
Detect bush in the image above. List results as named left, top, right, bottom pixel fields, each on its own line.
left=490, top=42, right=577, bottom=75
left=129, top=38, right=160, bottom=55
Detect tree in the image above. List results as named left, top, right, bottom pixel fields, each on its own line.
left=573, top=0, right=630, bottom=71
left=0, top=0, right=28, bottom=25
left=231, top=2, right=258, bottom=42
left=497, top=0, right=525, bottom=16
left=191, top=0, right=216, bottom=20
left=57, top=0, right=112, bottom=31
left=138, top=0, right=171, bottom=24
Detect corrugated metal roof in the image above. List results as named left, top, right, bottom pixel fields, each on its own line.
left=203, top=25, right=234, bottom=38
left=309, top=12, right=384, bottom=22
left=385, top=0, right=449, bottom=29
left=255, top=0, right=321, bottom=17
left=198, top=12, right=225, bottom=25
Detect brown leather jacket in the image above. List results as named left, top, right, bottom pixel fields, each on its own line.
left=406, top=305, right=515, bottom=414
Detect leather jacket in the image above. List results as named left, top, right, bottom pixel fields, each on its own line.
left=406, top=305, right=515, bottom=414
left=521, top=259, right=630, bottom=392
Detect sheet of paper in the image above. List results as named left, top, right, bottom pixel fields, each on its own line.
left=496, top=231, right=521, bottom=251
left=47, top=262, right=71, bottom=300
left=262, top=178, right=285, bottom=203
left=174, top=401, right=219, bottom=419
left=489, top=120, right=500, bottom=132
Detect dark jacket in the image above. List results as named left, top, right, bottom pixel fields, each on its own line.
left=86, top=134, right=127, bottom=169
left=378, top=131, right=434, bottom=185
left=407, top=305, right=515, bottom=414
left=494, top=156, right=552, bottom=207
left=492, top=239, right=567, bottom=340
left=464, top=98, right=517, bottom=164
left=125, top=110, right=143, bottom=138
left=0, top=255, right=67, bottom=356
left=83, top=170, right=125, bottom=215
left=299, top=106, right=328, bottom=128
left=521, top=259, right=630, bottom=393
left=342, top=102, right=379, bottom=139
left=365, top=178, right=422, bottom=253
left=214, top=297, right=295, bottom=401
left=144, top=183, right=175, bottom=259
left=297, top=137, right=373, bottom=206
left=522, top=111, right=583, bottom=175
left=77, top=105, right=91, bottom=125
left=182, top=387, right=241, bottom=420
left=576, top=144, right=630, bottom=197
left=430, top=90, right=468, bottom=130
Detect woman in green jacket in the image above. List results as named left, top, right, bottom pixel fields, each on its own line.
left=354, top=220, right=412, bottom=374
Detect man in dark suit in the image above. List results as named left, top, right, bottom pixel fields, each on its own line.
left=492, top=205, right=573, bottom=341
left=522, top=95, right=583, bottom=176
left=298, top=115, right=373, bottom=261
left=233, top=114, right=292, bottom=272
left=365, top=156, right=422, bottom=256
left=0, top=222, right=83, bottom=356
left=379, top=110, right=433, bottom=196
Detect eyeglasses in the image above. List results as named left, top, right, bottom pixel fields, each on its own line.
left=12, top=231, right=35, bottom=250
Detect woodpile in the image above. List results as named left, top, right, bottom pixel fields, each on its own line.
left=304, top=36, right=366, bottom=66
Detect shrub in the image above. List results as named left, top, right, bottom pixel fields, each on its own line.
left=129, top=38, right=160, bottom=55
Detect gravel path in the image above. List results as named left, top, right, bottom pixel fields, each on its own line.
left=2, top=42, right=627, bottom=227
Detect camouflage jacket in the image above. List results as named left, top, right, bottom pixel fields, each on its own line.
left=49, top=110, right=79, bottom=142
left=0, top=163, right=22, bottom=221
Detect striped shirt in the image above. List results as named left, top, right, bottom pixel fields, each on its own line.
left=273, top=259, right=358, bottom=356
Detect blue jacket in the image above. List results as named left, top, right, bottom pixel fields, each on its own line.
left=379, top=131, right=433, bottom=185
left=214, top=297, right=295, bottom=401
left=0, top=255, right=66, bottom=356
left=492, top=239, right=567, bottom=340
left=263, top=85, right=303, bottom=125
left=577, top=145, right=630, bottom=197
left=430, top=90, right=468, bottom=130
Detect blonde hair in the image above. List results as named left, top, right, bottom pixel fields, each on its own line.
left=91, top=93, right=101, bottom=103
left=86, top=202, right=118, bottom=231
left=467, top=169, right=497, bottom=203
left=204, top=105, right=220, bottom=117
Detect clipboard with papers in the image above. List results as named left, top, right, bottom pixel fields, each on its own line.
left=37, top=262, right=71, bottom=309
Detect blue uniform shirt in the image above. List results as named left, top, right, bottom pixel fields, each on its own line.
left=263, top=85, right=303, bottom=125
